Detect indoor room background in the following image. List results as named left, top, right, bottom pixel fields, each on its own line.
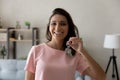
left=0, top=0, right=120, bottom=80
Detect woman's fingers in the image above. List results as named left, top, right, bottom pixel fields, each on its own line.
left=67, top=37, right=83, bottom=52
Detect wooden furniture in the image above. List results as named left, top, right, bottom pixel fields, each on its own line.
left=0, top=29, right=7, bottom=42
left=7, top=27, right=39, bottom=59
left=0, top=29, right=7, bottom=59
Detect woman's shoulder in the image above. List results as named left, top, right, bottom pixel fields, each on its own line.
left=30, top=43, right=47, bottom=56
left=33, top=43, right=46, bottom=48
left=30, top=43, right=46, bottom=52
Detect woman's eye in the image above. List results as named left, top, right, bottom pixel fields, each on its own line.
left=50, top=22, right=67, bottom=26
left=51, top=23, right=56, bottom=26
left=60, top=23, right=66, bottom=26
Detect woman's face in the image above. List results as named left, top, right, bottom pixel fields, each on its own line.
left=49, top=14, right=69, bottom=41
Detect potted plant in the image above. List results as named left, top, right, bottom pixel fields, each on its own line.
left=0, top=45, right=7, bottom=59
left=25, top=21, right=31, bottom=29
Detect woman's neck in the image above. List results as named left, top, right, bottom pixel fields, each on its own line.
left=47, top=40, right=64, bottom=50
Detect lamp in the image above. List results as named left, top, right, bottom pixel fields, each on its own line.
left=103, top=34, right=120, bottom=80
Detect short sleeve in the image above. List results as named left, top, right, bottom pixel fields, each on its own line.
left=24, top=46, right=36, bottom=73
left=76, top=54, right=89, bottom=75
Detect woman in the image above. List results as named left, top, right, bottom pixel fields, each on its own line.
left=25, top=8, right=106, bottom=80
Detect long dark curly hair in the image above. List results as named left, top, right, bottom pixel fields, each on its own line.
left=46, top=8, right=79, bottom=56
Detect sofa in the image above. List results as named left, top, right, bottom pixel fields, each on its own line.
left=0, top=59, right=26, bottom=80
left=0, top=59, right=92, bottom=80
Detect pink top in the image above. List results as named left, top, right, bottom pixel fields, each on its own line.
left=24, top=43, right=89, bottom=80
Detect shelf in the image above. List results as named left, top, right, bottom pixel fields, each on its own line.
left=0, top=30, right=7, bottom=42
left=0, top=41, right=6, bottom=43
left=9, top=38, right=39, bottom=42
left=8, top=29, right=32, bottom=32
left=7, top=27, right=39, bottom=59
left=0, top=29, right=6, bottom=31
left=10, top=38, right=32, bottom=42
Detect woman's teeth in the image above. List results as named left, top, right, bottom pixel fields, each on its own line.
left=55, top=32, right=63, bottom=35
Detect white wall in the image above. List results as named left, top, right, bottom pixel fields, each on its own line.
left=0, top=0, right=120, bottom=80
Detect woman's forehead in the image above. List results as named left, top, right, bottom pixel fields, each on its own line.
left=50, top=14, right=67, bottom=22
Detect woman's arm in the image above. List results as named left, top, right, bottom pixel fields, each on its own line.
left=80, top=49, right=106, bottom=80
left=25, top=71, right=35, bottom=80
left=68, top=37, right=106, bottom=80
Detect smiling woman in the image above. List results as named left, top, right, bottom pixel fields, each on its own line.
left=24, top=8, right=106, bottom=80
left=49, top=14, right=69, bottom=42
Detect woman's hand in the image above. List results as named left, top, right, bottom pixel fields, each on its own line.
left=67, top=38, right=106, bottom=80
left=67, top=37, right=83, bottom=53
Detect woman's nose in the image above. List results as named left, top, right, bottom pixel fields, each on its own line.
left=55, top=24, right=61, bottom=31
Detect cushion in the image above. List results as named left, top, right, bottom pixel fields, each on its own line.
left=0, top=59, right=26, bottom=80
